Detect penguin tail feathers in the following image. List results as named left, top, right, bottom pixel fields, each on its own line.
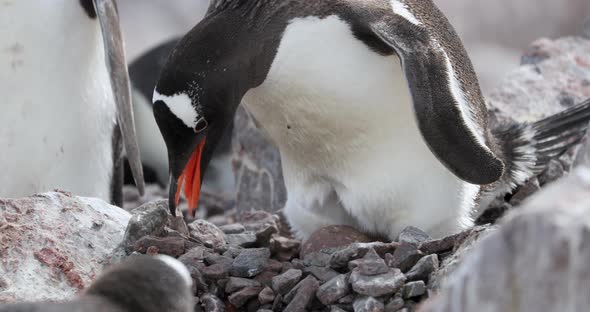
left=495, top=98, right=590, bottom=189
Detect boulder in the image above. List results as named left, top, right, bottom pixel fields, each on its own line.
left=0, top=192, right=130, bottom=302
left=420, top=168, right=590, bottom=312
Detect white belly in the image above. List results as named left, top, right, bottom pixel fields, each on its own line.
left=243, top=15, right=477, bottom=239
left=0, top=1, right=115, bottom=201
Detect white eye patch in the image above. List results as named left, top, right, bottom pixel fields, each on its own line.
left=153, top=90, right=200, bottom=129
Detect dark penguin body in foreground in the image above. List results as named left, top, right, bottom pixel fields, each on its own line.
left=0, top=0, right=144, bottom=206
left=153, top=0, right=590, bottom=239
left=126, top=37, right=234, bottom=191
left=0, top=255, right=194, bottom=312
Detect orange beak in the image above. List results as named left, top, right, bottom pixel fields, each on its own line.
left=174, top=138, right=206, bottom=216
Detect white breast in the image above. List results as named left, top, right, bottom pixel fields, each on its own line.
left=0, top=1, right=116, bottom=201
left=243, top=15, right=478, bottom=239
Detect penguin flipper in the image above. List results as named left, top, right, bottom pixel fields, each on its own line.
left=369, top=21, right=503, bottom=185
left=94, top=0, right=145, bottom=196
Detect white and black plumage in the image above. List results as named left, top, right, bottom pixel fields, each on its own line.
left=0, top=255, right=194, bottom=312
left=0, top=0, right=144, bottom=206
left=152, top=0, right=590, bottom=239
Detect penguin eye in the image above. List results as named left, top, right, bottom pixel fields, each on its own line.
left=194, top=117, right=208, bottom=133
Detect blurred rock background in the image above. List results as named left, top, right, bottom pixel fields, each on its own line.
left=118, top=0, right=590, bottom=93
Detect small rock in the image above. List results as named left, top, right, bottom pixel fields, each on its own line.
left=178, top=246, right=211, bottom=265
left=223, top=246, right=242, bottom=258
left=353, top=296, right=385, bottom=312
left=330, top=306, right=348, bottom=312
left=387, top=244, right=424, bottom=272
left=303, top=249, right=335, bottom=267
left=329, top=243, right=372, bottom=268
left=316, top=274, right=350, bottom=305
left=200, top=294, right=225, bottom=312
left=264, top=259, right=284, bottom=273
left=283, top=276, right=320, bottom=312
left=259, top=286, right=275, bottom=305
left=202, top=262, right=232, bottom=280
left=385, top=296, right=405, bottom=312
left=188, top=220, right=227, bottom=249
left=228, top=286, right=264, bottom=308
left=254, top=270, right=278, bottom=287
left=219, top=223, right=246, bottom=234
left=205, top=254, right=233, bottom=266
left=123, top=200, right=169, bottom=250
left=270, top=236, right=301, bottom=261
left=272, top=294, right=284, bottom=311
left=226, top=232, right=257, bottom=248
left=397, top=226, right=431, bottom=246
left=350, top=268, right=406, bottom=297
left=338, top=294, right=355, bottom=304
left=225, top=277, right=262, bottom=293
left=304, top=266, right=340, bottom=283
left=257, top=309, right=273, bottom=312
left=349, top=248, right=389, bottom=276
left=418, top=229, right=472, bottom=255
left=402, top=281, right=426, bottom=298
left=132, top=236, right=185, bottom=257
left=168, top=214, right=190, bottom=236
left=300, top=225, right=373, bottom=258
left=231, top=248, right=271, bottom=278
left=405, top=254, right=439, bottom=282
left=272, top=269, right=303, bottom=295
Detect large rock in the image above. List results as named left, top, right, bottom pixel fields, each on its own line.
left=420, top=168, right=590, bottom=312
left=0, top=192, right=130, bottom=302
left=488, top=37, right=590, bottom=125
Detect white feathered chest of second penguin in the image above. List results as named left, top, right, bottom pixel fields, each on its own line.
left=243, top=15, right=478, bottom=239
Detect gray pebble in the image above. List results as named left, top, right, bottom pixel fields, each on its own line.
left=202, top=262, right=232, bottom=280
left=402, top=281, right=426, bottom=298
left=349, top=248, right=389, bottom=276
left=228, top=286, right=264, bottom=308
left=123, top=200, right=168, bottom=250
left=283, top=276, right=320, bottom=312
left=259, top=286, right=275, bottom=305
left=405, top=254, right=439, bottom=282
left=257, top=310, right=274, bottom=312
left=387, top=244, right=425, bottom=272
left=353, top=296, right=385, bottom=312
left=225, top=277, right=262, bottom=293
left=330, top=243, right=372, bottom=268
left=330, top=306, right=348, bottom=312
left=397, top=226, right=431, bottom=246
left=350, top=268, right=406, bottom=297
left=226, top=232, right=257, bottom=248
left=304, top=266, right=340, bottom=283
left=272, top=269, right=303, bottom=295
left=219, top=223, right=246, bottom=234
left=231, top=248, right=271, bottom=278
left=316, top=274, right=350, bottom=305
left=189, top=219, right=227, bottom=249
left=385, top=295, right=405, bottom=312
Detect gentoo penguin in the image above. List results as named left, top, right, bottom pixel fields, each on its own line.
left=0, top=0, right=144, bottom=206
left=126, top=37, right=234, bottom=193
left=152, top=0, right=590, bottom=239
left=0, top=255, right=194, bottom=312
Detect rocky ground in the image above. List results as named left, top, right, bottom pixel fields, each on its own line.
left=117, top=200, right=489, bottom=312
left=1, top=37, right=590, bottom=312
